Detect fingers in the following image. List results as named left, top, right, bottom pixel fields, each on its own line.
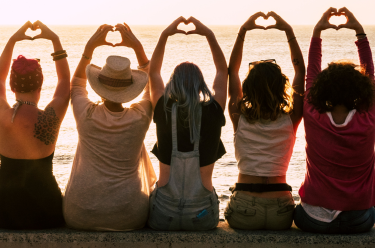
left=265, top=25, right=277, bottom=30
left=186, top=16, right=199, bottom=24
left=175, top=30, right=187, bottom=35
left=32, top=34, right=43, bottom=40
left=104, top=42, right=114, bottom=47
left=186, top=30, right=197, bottom=35
left=24, top=35, right=33, bottom=41
left=123, top=22, right=132, bottom=32
left=253, top=11, right=267, bottom=19
left=174, top=16, right=187, bottom=25
left=33, top=20, right=44, bottom=30
left=328, top=24, right=339, bottom=30
left=326, top=7, right=338, bottom=16
left=22, top=21, right=33, bottom=31
left=98, top=24, right=113, bottom=32
left=267, top=11, right=279, bottom=18
left=338, top=7, right=350, bottom=14
left=101, top=25, right=114, bottom=34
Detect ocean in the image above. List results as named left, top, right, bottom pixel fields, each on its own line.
left=1, top=25, right=374, bottom=217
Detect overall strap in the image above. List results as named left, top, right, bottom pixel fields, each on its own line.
left=193, top=104, right=202, bottom=152
left=171, top=103, right=178, bottom=152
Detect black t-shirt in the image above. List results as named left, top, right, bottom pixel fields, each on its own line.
left=151, top=96, right=226, bottom=167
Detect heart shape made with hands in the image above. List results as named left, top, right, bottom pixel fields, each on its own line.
left=177, top=22, right=196, bottom=33
left=255, top=15, right=276, bottom=27
left=329, top=14, right=347, bottom=26
left=105, top=30, right=122, bottom=46
left=25, top=26, right=41, bottom=39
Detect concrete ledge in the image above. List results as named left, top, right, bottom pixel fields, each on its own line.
left=0, top=221, right=374, bottom=248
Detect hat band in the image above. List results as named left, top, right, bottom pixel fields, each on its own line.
left=98, top=74, right=133, bottom=87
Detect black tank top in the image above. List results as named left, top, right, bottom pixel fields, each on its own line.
left=152, top=96, right=226, bottom=167
left=0, top=153, right=65, bottom=229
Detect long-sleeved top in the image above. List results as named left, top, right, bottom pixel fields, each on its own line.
left=63, top=64, right=156, bottom=231
left=299, top=37, right=375, bottom=211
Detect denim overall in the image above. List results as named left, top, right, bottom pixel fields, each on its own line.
left=148, top=103, right=219, bottom=231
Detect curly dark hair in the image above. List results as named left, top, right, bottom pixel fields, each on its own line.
left=240, top=62, right=293, bottom=121
left=307, top=61, right=374, bottom=113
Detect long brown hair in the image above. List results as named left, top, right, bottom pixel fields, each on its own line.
left=240, top=62, right=293, bottom=121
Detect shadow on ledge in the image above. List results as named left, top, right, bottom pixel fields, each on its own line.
left=0, top=221, right=374, bottom=248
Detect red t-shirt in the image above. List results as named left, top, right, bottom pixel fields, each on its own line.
left=300, top=37, right=375, bottom=211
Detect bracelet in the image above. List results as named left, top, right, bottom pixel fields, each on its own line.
left=82, top=54, right=91, bottom=60
left=53, top=54, right=68, bottom=61
left=51, top=50, right=66, bottom=56
left=356, top=33, right=366, bottom=36
left=288, top=37, right=296, bottom=42
left=237, top=33, right=245, bottom=41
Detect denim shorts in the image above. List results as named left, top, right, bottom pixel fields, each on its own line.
left=294, top=204, right=375, bottom=234
left=147, top=187, right=220, bottom=231
left=224, top=191, right=295, bottom=230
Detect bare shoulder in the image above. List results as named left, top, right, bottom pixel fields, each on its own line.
left=33, top=106, right=61, bottom=146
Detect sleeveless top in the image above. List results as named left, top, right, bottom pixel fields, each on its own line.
left=234, top=114, right=296, bottom=176
left=0, top=153, right=65, bottom=229
left=152, top=96, right=226, bottom=167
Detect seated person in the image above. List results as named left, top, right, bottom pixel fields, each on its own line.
left=294, top=7, right=375, bottom=234
left=63, top=23, right=156, bottom=231
left=0, top=21, right=70, bottom=229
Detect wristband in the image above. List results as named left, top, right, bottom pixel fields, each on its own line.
left=356, top=33, right=366, bottom=36
left=53, top=54, right=68, bottom=61
left=51, top=50, right=66, bottom=56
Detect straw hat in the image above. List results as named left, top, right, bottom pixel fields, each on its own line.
left=86, top=56, right=148, bottom=103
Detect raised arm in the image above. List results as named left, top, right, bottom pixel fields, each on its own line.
left=149, top=17, right=186, bottom=109
left=32, top=21, right=71, bottom=119
left=0, top=21, right=33, bottom=107
left=266, top=12, right=306, bottom=132
left=228, top=12, right=266, bottom=130
left=74, top=24, right=114, bottom=80
left=307, top=8, right=339, bottom=91
left=115, top=23, right=150, bottom=100
left=187, top=17, right=228, bottom=111
left=337, top=7, right=374, bottom=80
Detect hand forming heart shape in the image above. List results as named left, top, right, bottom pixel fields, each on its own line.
left=255, top=15, right=276, bottom=28
left=177, top=22, right=196, bottom=33
left=328, top=14, right=347, bottom=26
left=318, top=7, right=362, bottom=31
left=242, top=11, right=291, bottom=32
left=25, top=23, right=41, bottom=39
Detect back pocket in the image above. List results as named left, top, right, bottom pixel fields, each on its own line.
left=192, top=208, right=218, bottom=231
left=148, top=204, right=173, bottom=230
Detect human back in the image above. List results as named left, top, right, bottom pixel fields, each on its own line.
left=147, top=16, right=228, bottom=231
left=225, top=11, right=305, bottom=230
left=294, top=7, right=375, bottom=234
left=63, top=23, right=156, bottom=231
left=0, top=21, right=70, bottom=229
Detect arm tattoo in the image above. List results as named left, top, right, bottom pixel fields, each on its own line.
left=293, top=58, right=300, bottom=66
left=34, top=107, right=60, bottom=145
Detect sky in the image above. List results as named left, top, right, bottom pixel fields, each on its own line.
left=0, top=0, right=374, bottom=25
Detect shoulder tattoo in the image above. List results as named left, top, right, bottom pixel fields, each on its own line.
left=34, top=107, right=60, bottom=145
left=293, top=58, right=300, bottom=66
